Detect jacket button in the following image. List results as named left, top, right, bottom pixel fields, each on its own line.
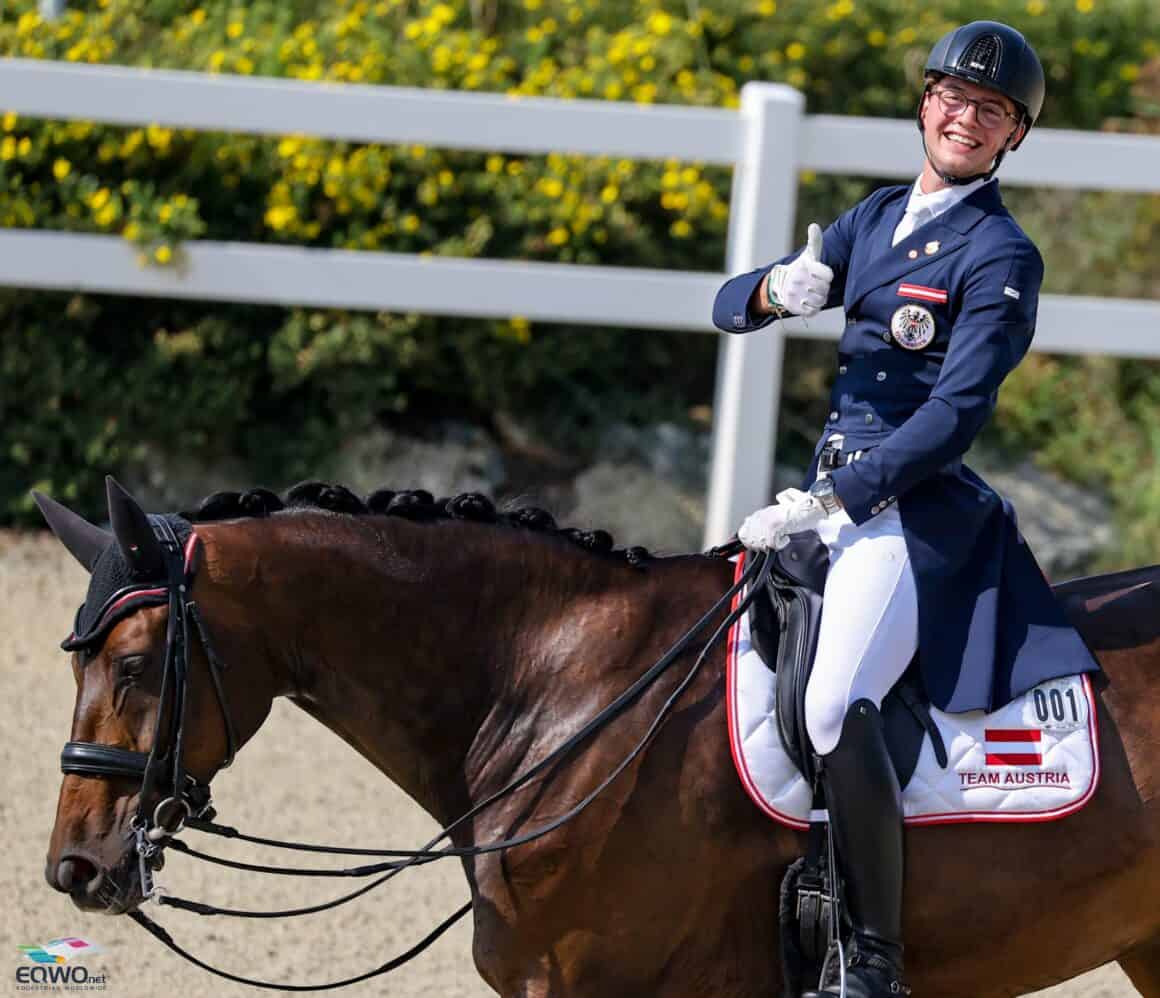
left=838, top=365, right=847, bottom=374
left=883, top=331, right=892, bottom=343
left=829, top=410, right=839, bottom=421
left=876, top=371, right=886, bottom=381
left=871, top=504, right=881, bottom=514
left=864, top=413, right=874, bottom=424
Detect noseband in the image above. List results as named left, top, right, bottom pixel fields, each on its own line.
left=59, top=516, right=237, bottom=899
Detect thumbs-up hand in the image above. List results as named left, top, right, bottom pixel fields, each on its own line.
left=805, top=222, right=825, bottom=263
left=766, top=222, right=834, bottom=318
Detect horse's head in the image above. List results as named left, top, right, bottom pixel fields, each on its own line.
left=36, top=478, right=248, bottom=914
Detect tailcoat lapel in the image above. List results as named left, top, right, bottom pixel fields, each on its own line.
left=847, top=182, right=1004, bottom=313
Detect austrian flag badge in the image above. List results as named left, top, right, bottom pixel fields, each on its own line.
left=897, top=282, right=948, bottom=304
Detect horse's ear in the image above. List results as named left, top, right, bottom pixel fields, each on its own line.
left=106, top=476, right=165, bottom=578
left=32, top=491, right=111, bottom=573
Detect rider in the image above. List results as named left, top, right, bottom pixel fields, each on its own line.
left=712, top=21, right=1102, bottom=998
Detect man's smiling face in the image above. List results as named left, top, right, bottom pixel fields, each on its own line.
left=919, top=75, right=1026, bottom=186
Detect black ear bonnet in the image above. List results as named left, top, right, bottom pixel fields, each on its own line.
left=62, top=515, right=194, bottom=653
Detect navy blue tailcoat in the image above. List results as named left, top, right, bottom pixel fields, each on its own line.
left=713, top=181, right=1102, bottom=712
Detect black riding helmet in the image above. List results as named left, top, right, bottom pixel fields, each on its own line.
left=917, top=20, right=1046, bottom=183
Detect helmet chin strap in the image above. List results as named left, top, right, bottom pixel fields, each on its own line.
left=920, top=132, right=1007, bottom=186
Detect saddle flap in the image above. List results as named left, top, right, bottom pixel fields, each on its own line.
left=744, top=542, right=944, bottom=791
left=881, top=668, right=946, bottom=789
left=773, top=582, right=826, bottom=785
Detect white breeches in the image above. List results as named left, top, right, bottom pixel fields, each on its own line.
left=803, top=504, right=919, bottom=755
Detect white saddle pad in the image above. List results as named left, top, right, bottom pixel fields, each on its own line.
left=727, top=554, right=1101, bottom=828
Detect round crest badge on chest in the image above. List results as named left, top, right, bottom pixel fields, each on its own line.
left=889, top=303, right=936, bottom=351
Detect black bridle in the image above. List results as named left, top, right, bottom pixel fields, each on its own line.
left=60, top=516, right=237, bottom=899
left=59, top=523, right=771, bottom=990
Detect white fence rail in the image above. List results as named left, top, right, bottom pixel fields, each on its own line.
left=2, top=58, right=1159, bottom=544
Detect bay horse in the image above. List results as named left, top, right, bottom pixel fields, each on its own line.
left=37, top=478, right=1160, bottom=997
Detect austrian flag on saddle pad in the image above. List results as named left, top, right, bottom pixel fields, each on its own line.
left=985, top=728, right=1043, bottom=766
left=725, top=555, right=1101, bottom=828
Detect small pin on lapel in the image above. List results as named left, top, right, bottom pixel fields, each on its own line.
left=924, top=240, right=940, bottom=256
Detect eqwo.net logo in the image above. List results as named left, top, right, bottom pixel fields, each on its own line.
left=18, top=938, right=103, bottom=965
left=15, top=939, right=108, bottom=990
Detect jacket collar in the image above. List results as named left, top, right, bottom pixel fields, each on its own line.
left=902, top=176, right=991, bottom=229
left=847, top=181, right=1005, bottom=311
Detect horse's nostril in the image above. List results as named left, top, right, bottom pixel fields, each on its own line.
left=54, top=858, right=80, bottom=892
left=54, top=855, right=100, bottom=894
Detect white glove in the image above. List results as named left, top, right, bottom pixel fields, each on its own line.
left=737, top=488, right=828, bottom=552
left=767, top=223, right=833, bottom=318
left=778, top=490, right=827, bottom=537
left=738, top=503, right=790, bottom=552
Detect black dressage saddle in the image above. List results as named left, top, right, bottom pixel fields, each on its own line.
left=747, top=532, right=948, bottom=790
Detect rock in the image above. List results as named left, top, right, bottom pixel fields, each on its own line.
left=599, top=421, right=711, bottom=492
left=966, top=450, right=1115, bottom=579
left=122, top=422, right=508, bottom=513
left=327, top=423, right=506, bottom=499
left=568, top=461, right=704, bottom=555
left=492, top=410, right=575, bottom=468
left=123, top=442, right=253, bottom=513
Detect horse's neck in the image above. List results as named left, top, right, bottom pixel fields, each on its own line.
left=204, top=513, right=625, bottom=829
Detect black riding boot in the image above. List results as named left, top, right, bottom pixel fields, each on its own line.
left=803, top=700, right=909, bottom=998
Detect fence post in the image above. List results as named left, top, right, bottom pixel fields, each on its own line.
left=703, top=82, right=804, bottom=548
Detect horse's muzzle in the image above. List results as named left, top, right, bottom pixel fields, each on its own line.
left=46, top=850, right=143, bottom=914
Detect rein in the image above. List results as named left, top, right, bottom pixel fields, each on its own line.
left=64, top=525, right=770, bottom=989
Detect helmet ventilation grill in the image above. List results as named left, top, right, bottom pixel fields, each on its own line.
left=959, top=35, right=1002, bottom=79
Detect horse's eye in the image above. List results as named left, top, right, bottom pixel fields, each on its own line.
left=116, top=654, right=148, bottom=679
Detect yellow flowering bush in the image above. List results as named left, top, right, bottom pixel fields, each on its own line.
left=3, top=0, right=1153, bottom=268
left=2, top=0, right=1158, bottom=555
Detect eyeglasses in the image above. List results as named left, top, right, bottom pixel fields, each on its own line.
left=930, top=87, right=1019, bottom=130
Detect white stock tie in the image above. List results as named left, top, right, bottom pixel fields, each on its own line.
left=891, top=205, right=928, bottom=248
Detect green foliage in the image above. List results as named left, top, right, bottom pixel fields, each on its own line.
left=1, top=0, right=1158, bottom=566
left=987, top=354, right=1160, bottom=563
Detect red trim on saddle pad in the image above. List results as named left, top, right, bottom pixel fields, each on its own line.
left=725, top=553, right=810, bottom=830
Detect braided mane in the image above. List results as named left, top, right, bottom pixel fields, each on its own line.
left=185, top=481, right=655, bottom=567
